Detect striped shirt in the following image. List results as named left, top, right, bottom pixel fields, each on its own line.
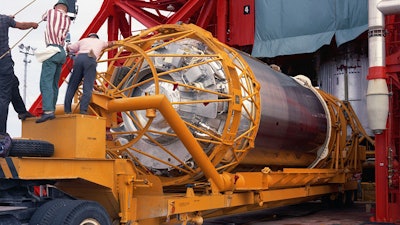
left=42, top=8, right=71, bottom=46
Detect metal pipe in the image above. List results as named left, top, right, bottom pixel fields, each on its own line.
left=377, top=0, right=400, bottom=15
left=366, top=0, right=389, bottom=134
left=107, top=95, right=227, bottom=191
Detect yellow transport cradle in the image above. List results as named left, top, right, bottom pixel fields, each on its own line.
left=0, top=24, right=371, bottom=225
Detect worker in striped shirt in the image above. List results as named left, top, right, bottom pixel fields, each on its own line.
left=36, top=0, right=71, bottom=123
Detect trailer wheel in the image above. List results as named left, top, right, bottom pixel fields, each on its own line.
left=53, top=200, right=111, bottom=225
left=29, top=199, right=68, bottom=225
left=10, top=139, right=54, bottom=157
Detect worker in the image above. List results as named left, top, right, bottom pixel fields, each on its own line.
left=36, top=0, right=71, bottom=123
left=12, top=76, right=34, bottom=120
left=64, top=33, right=114, bottom=114
left=0, top=14, right=38, bottom=133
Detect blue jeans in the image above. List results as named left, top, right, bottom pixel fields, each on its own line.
left=39, top=47, right=66, bottom=112
left=64, top=53, right=97, bottom=114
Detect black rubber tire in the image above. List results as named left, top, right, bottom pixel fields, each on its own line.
left=29, top=199, right=69, bottom=225
left=9, top=139, right=54, bottom=157
left=52, top=200, right=112, bottom=225
left=0, top=132, right=12, bottom=157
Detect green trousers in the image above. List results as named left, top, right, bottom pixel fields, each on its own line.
left=39, top=47, right=66, bottom=112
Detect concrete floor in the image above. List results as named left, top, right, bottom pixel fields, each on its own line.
left=203, top=201, right=389, bottom=225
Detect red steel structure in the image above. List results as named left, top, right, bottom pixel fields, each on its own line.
left=371, top=14, right=400, bottom=223
left=28, top=0, right=400, bottom=223
left=29, top=0, right=255, bottom=116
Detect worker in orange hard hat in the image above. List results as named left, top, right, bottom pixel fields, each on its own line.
left=36, top=0, right=71, bottom=123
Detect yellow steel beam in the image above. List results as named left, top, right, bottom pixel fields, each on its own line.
left=133, top=184, right=341, bottom=221
left=0, top=156, right=349, bottom=223
left=105, top=94, right=231, bottom=192
left=0, top=157, right=122, bottom=192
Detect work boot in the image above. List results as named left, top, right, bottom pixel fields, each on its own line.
left=36, top=112, right=55, bottom=123
left=18, top=112, right=34, bottom=121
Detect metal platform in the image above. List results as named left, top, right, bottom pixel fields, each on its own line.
left=203, top=201, right=384, bottom=225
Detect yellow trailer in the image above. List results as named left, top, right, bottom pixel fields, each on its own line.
left=0, top=24, right=371, bottom=225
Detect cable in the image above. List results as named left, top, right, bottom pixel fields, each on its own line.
left=0, top=0, right=39, bottom=60
left=13, top=0, right=37, bottom=17
left=0, top=19, right=43, bottom=60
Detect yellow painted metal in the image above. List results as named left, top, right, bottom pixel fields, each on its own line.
left=21, top=115, right=106, bottom=159
left=0, top=152, right=351, bottom=223
left=232, top=168, right=341, bottom=190
left=0, top=160, right=13, bottom=178
left=134, top=183, right=342, bottom=222
left=5, top=24, right=371, bottom=224
left=0, top=157, right=116, bottom=189
left=106, top=95, right=228, bottom=190
left=239, top=149, right=315, bottom=167
left=86, top=23, right=368, bottom=186
left=314, top=91, right=371, bottom=174
left=87, top=23, right=261, bottom=187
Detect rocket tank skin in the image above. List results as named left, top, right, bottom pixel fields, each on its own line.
left=239, top=53, right=329, bottom=168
